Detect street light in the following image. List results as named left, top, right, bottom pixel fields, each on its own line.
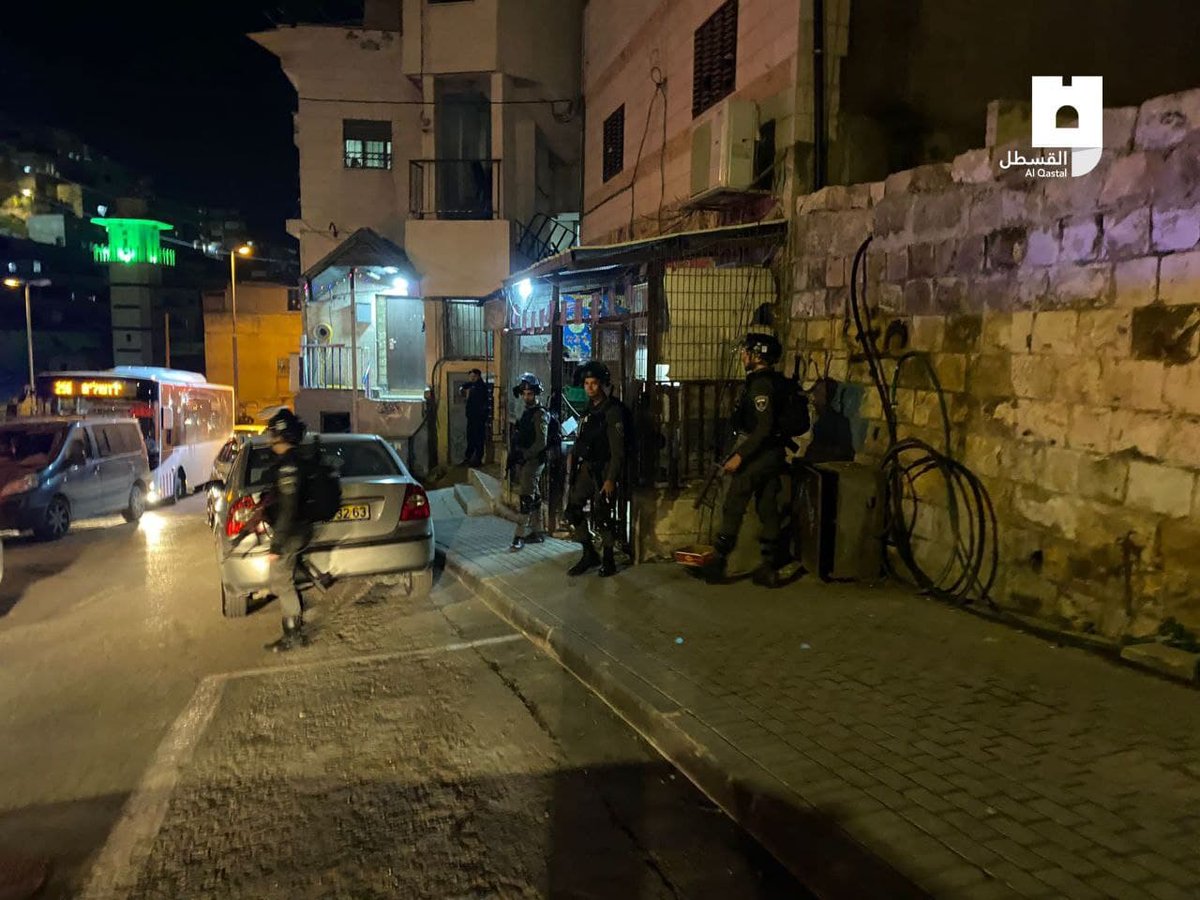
left=229, top=243, right=253, bottom=410
left=3, top=277, right=51, bottom=391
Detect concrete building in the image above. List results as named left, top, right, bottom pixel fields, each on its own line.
left=203, top=281, right=302, bottom=422
left=251, top=0, right=583, bottom=470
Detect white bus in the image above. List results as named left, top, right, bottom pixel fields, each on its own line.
left=36, top=367, right=235, bottom=503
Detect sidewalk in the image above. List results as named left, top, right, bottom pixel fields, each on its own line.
left=434, top=505, right=1200, bottom=900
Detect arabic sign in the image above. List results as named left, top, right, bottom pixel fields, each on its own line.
left=1003, top=76, right=1103, bottom=179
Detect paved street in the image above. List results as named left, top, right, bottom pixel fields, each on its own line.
left=438, top=501, right=1200, bottom=900
left=1, top=498, right=803, bottom=899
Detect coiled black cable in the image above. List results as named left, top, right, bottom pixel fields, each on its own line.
left=849, top=237, right=998, bottom=605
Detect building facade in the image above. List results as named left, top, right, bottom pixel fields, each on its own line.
left=252, top=0, right=584, bottom=469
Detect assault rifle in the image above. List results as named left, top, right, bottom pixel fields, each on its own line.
left=692, top=435, right=748, bottom=511
left=228, top=503, right=335, bottom=592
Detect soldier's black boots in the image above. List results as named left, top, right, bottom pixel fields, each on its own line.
left=752, top=564, right=782, bottom=589
left=523, top=533, right=546, bottom=544
left=265, top=616, right=309, bottom=652
left=510, top=535, right=525, bottom=552
left=568, top=546, right=601, bottom=576
left=698, top=553, right=728, bottom=584
left=598, top=548, right=617, bottom=577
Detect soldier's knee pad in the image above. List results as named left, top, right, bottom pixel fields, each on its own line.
left=519, top=493, right=539, bottom=513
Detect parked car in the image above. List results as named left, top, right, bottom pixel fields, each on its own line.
left=214, top=433, right=434, bottom=617
left=206, top=429, right=262, bottom=528
left=0, top=417, right=150, bottom=540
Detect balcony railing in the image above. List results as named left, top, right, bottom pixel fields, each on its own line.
left=409, top=158, right=501, bottom=220
left=300, top=342, right=373, bottom=391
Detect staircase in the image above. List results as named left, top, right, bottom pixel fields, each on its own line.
left=513, top=213, right=578, bottom=265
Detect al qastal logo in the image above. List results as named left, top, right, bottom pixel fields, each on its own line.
left=1000, top=76, right=1104, bottom=179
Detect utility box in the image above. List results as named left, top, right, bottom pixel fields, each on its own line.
left=793, top=461, right=885, bottom=581
left=690, top=99, right=758, bottom=198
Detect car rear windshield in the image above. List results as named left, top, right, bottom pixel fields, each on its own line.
left=244, top=439, right=402, bottom=487
left=0, top=424, right=69, bottom=470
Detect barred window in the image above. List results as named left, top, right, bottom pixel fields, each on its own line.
left=692, top=0, right=738, bottom=118
left=344, top=120, right=393, bottom=170
left=602, top=105, right=625, bottom=183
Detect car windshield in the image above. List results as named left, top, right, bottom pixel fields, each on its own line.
left=0, top=424, right=69, bottom=475
left=244, top=439, right=402, bottom=487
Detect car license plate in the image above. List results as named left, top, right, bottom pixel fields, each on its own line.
left=333, top=503, right=370, bottom=522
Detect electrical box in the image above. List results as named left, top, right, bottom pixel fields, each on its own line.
left=690, top=99, right=758, bottom=198
left=793, top=461, right=885, bottom=581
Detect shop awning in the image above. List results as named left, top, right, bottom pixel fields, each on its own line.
left=499, top=218, right=788, bottom=291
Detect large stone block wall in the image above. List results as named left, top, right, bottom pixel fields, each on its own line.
left=788, top=87, right=1200, bottom=637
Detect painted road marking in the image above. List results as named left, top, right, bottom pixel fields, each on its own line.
left=77, top=632, right=523, bottom=900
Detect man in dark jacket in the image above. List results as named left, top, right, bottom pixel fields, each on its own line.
left=459, top=369, right=491, bottom=467
left=700, top=333, right=788, bottom=587
left=564, top=360, right=627, bottom=578
left=509, top=372, right=550, bottom=551
left=263, top=408, right=314, bottom=652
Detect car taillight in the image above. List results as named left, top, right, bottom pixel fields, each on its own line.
left=225, top=495, right=260, bottom=537
left=400, top=484, right=430, bottom=521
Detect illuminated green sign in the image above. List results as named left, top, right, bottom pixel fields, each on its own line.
left=90, top=217, right=176, bottom=266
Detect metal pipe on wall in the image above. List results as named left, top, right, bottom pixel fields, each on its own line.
left=813, top=0, right=827, bottom=191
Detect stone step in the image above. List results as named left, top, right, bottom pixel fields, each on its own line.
left=452, top=482, right=492, bottom=517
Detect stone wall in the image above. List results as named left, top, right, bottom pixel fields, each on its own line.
left=788, top=87, right=1200, bottom=637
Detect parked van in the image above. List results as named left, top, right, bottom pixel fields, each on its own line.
left=0, top=417, right=151, bottom=540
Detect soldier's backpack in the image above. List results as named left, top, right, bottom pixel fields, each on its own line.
left=301, top=438, right=343, bottom=522
left=773, top=362, right=812, bottom=444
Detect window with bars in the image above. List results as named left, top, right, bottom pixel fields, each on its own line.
left=692, top=0, right=738, bottom=118
left=343, top=119, right=393, bottom=170
left=602, top=105, right=625, bottom=183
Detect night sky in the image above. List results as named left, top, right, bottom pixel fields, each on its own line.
left=0, top=1, right=363, bottom=238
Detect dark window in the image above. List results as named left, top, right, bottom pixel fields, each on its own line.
left=602, top=105, right=625, bottom=183
left=692, top=0, right=738, bottom=118
left=344, top=120, right=393, bottom=170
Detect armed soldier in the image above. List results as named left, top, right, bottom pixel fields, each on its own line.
left=699, top=333, right=789, bottom=588
left=263, top=408, right=314, bottom=651
left=564, top=360, right=626, bottom=578
left=509, top=372, right=549, bottom=550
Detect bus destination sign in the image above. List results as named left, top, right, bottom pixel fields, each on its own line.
left=52, top=379, right=138, bottom=399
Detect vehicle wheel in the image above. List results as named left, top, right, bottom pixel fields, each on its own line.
left=221, top=584, right=247, bottom=618
left=34, top=496, right=71, bottom=541
left=205, top=493, right=215, bottom=528
left=407, top=567, right=434, bottom=598
left=123, top=483, right=146, bottom=523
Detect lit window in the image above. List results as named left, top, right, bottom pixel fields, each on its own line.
left=344, top=120, right=393, bottom=170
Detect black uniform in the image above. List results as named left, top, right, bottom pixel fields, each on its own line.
left=716, top=368, right=787, bottom=566
left=264, top=445, right=314, bottom=618
left=461, top=379, right=491, bottom=466
left=512, top=403, right=550, bottom=539
left=566, top=393, right=627, bottom=551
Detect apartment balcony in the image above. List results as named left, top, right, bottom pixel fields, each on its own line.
left=408, top=159, right=501, bottom=221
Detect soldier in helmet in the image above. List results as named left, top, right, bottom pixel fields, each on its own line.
left=263, top=408, right=314, bottom=651
left=564, top=360, right=627, bottom=577
left=699, top=333, right=788, bottom=587
left=509, top=372, right=550, bottom=550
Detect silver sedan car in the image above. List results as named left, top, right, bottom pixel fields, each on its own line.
left=215, top=433, right=435, bottom=618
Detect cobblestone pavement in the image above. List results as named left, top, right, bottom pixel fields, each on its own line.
left=439, top=510, right=1200, bottom=900
left=107, top=573, right=805, bottom=899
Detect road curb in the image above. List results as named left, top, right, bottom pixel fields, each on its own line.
left=442, top=548, right=927, bottom=900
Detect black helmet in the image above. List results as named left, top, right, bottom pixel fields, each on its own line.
left=512, top=372, right=544, bottom=398
left=742, top=332, right=782, bottom=365
left=267, top=408, right=306, bottom=445
left=576, top=360, right=612, bottom=387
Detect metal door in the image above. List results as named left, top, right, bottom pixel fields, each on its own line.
left=385, top=297, right=425, bottom=394
left=59, top=427, right=103, bottom=519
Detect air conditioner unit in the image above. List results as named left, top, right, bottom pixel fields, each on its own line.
left=690, top=99, right=758, bottom=198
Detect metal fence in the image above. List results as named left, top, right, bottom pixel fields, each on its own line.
left=444, top=301, right=492, bottom=359
left=300, top=342, right=372, bottom=391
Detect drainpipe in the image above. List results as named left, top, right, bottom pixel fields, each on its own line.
left=813, top=0, right=827, bottom=191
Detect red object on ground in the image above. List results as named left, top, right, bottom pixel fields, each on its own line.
left=673, top=544, right=716, bottom=567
